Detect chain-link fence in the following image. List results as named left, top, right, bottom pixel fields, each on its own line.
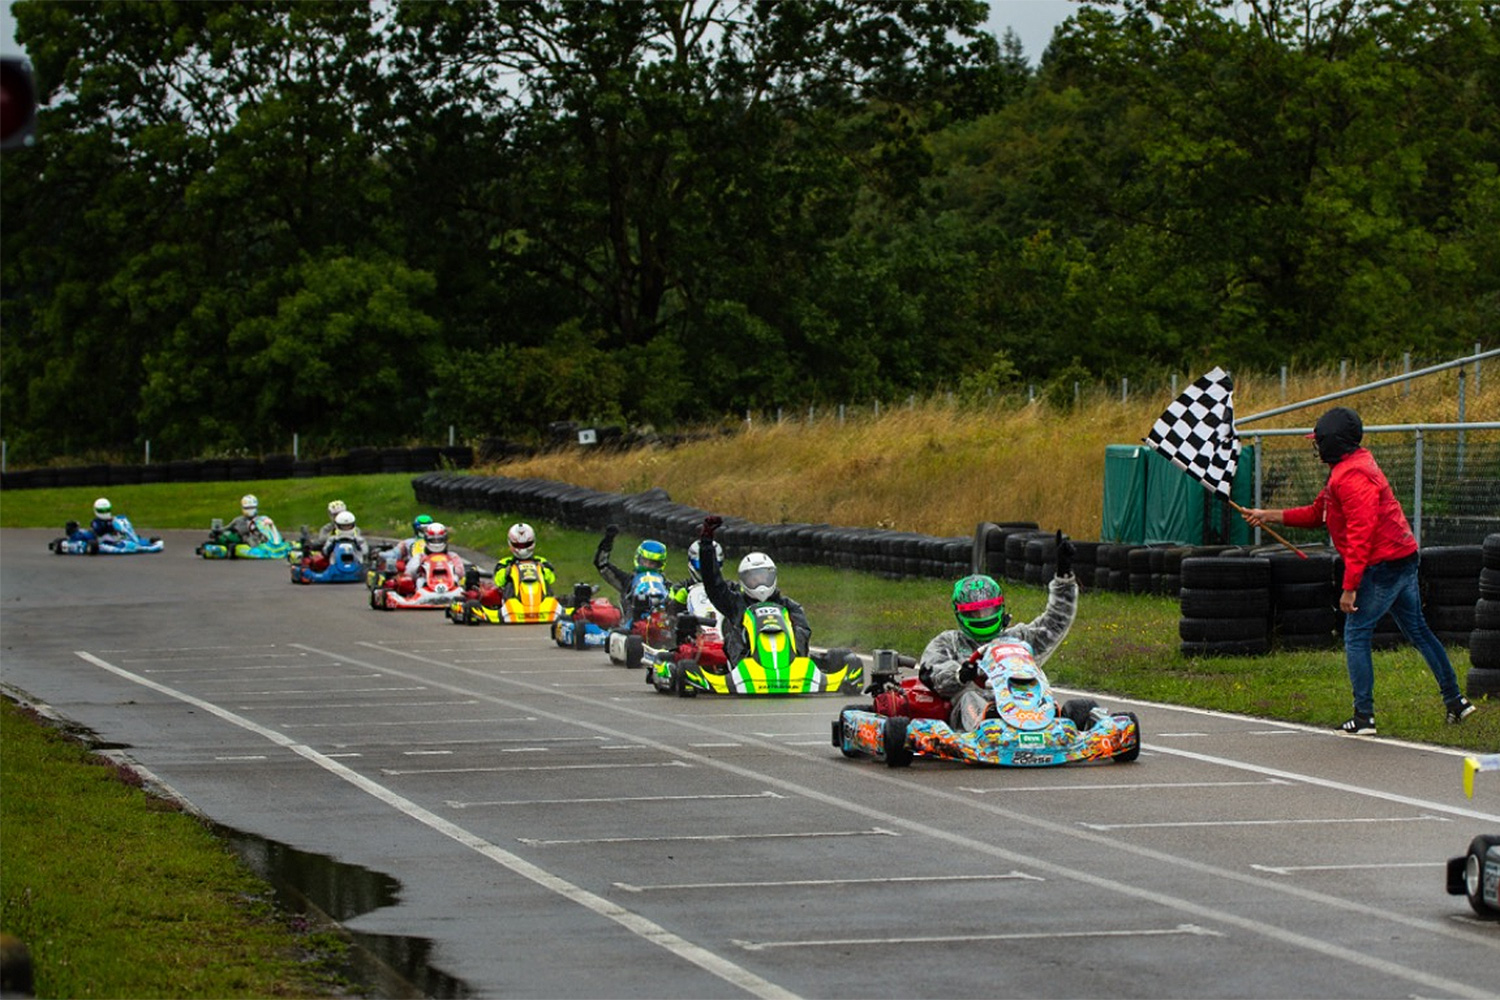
left=1247, top=425, right=1500, bottom=547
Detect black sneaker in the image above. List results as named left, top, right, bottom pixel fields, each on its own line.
left=1445, top=697, right=1477, bottom=724
left=1338, top=714, right=1377, bottom=736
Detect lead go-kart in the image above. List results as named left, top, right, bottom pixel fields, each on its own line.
left=550, top=583, right=624, bottom=649
left=653, top=598, right=864, bottom=697
left=834, top=638, right=1140, bottom=767
left=290, top=528, right=367, bottom=584
left=49, top=516, right=164, bottom=555
left=1446, top=754, right=1499, bottom=920
left=447, top=560, right=561, bottom=625
left=370, top=552, right=464, bottom=610
left=195, top=516, right=294, bottom=560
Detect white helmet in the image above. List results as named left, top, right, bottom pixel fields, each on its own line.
left=93, top=497, right=113, bottom=519
left=424, top=522, right=449, bottom=553
left=687, top=539, right=723, bottom=582
left=240, top=494, right=259, bottom=516
left=327, top=499, right=347, bottom=519
left=334, top=510, right=357, bottom=530
left=508, top=522, right=536, bottom=559
left=738, top=552, right=777, bottom=601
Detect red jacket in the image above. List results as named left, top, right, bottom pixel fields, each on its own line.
left=1282, top=447, right=1417, bottom=591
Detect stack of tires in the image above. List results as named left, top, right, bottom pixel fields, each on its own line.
left=1178, top=554, right=1272, bottom=656
left=970, top=522, right=1038, bottom=578
left=1263, top=549, right=1340, bottom=650
left=1418, top=545, right=1483, bottom=648
left=1468, top=533, right=1500, bottom=699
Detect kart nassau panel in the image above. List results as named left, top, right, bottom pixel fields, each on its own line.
left=49, top=516, right=164, bottom=555
left=196, top=516, right=293, bottom=560
left=837, top=707, right=1137, bottom=766
left=370, top=553, right=464, bottom=609
left=291, top=539, right=366, bottom=584
left=676, top=649, right=861, bottom=695
left=550, top=597, right=622, bottom=649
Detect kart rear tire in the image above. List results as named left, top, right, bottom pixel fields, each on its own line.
left=1113, top=711, right=1142, bottom=763
left=672, top=660, right=697, bottom=698
left=1459, top=835, right=1500, bottom=918
left=625, top=634, right=644, bottom=670
left=1060, top=698, right=1098, bottom=730
left=883, top=716, right=914, bottom=768
left=370, top=588, right=388, bottom=610
left=837, top=704, right=869, bottom=758
left=572, top=618, right=587, bottom=650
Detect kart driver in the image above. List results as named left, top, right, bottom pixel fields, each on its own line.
left=395, top=514, right=434, bottom=565
left=696, top=515, right=811, bottom=664
left=908, top=531, right=1078, bottom=731
left=315, top=500, right=350, bottom=545
left=68, top=497, right=125, bottom=545
left=224, top=494, right=272, bottom=547
left=594, top=525, right=678, bottom=624
left=404, top=521, right=465, bottom=587
left=321, top=509, right=367, bottom=560
left=492, top=522, right=557, bottom=597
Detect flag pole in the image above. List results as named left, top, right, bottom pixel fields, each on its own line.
left=1224, top=498, right=1307, bottom=559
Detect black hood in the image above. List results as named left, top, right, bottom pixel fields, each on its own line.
left=1313, top=407, right=1363, bottom=464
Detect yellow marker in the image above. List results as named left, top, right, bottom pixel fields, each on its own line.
left=1464, top=754, right=1500, bottom=799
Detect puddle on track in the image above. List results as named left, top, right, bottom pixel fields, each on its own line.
left=217, top=826, right=472, bottom=999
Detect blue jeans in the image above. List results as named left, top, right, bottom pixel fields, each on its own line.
left=1343, top=556, right=1461, bottom=717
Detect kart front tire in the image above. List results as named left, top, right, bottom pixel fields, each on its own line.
left=837, top=705, right=869, bottom=758
left=625, top=634, right=644, bottom=670
left=1460, top=835, right=1500, bottom=919
left=1113, top=711, right=1142, bottom=763
left=883, top=716, right=914, bottom=768
left=1060, top=698, right=1099, bottom=730
left=572, top=618, right=587, bottom=650
left=672, top=660, right=697, bottom=697
left=370, top=588, right=389, bottom=610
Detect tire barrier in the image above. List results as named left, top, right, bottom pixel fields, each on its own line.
left=0, top=446, right=474, bottom=490
left=1262, top=548, right=1339, bottom=651
left=1419, top=544, right=1484, bottom=647
left=1178, top=552, right=1272, bottom=657
left=1467, top=533, right=1500, bottom=700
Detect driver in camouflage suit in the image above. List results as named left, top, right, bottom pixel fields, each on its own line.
left=903, top=531, right=1079, bottom=731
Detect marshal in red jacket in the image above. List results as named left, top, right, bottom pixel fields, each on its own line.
left=1281, top=447, right=1418, bottom=592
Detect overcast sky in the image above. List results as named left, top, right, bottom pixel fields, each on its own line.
left=2, top=1, right=1082, bottom=62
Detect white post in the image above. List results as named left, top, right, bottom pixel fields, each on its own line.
left=144, top=440, right=151, bottom=465
left=1403, top=352, right=1411, bottom=394
left=293, top=433, right=299, bottom=460
left=838, top=404, right=845, bottom=425
left=449, top=425, right=456, bottom=447
left=745, top=409, right=752, bottom=429
left=1477, top=342, right=1484, bottom=394
left=808, top=405, right=814, bottom=423
left=874, top=400, right=880, bottom=418
left=1280, top=365, right=1287, bottom=400
left=1121, top=377, right=1128, bottom=403
left=1340, top=359, right=1347, bottom=386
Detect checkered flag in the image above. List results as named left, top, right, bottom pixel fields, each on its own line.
left=1144, top=367, right=1241, bottom=496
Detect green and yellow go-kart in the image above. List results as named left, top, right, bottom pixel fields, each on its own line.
left=659, top=600, right=864, bottom=697
left=195, top=516, right=295, bottom=560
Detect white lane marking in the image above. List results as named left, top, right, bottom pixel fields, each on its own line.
left=1252, top=862, right=1445, bottom=876
left=520, top=828, right=898, bottom=847
left=213, top=755, right=268, bottom=761
left=735, top=923, right=1223, bottom=951
left=1148, top=745, right=1500, bottom=823
left=348, top=641, right=1500, bottom=997
left=230, top=685, right=419, bottom=696
left=329, top=736, right=605, bottom=749
left=615, top=872, right=1043, bottom=893
left=450, top=791, right=785, bottom=809
left=403, top=750, right=454, bottom=756
left=1082, top=814, right=1449, bottom=832
left=382, top=761, right=690, bottom=776
left=1155, top=731, right=1211, bottom=737
left=71, top=650, right=799, bottom=1000
left=239, top=699, right=480, bottom=710
left=325, top=753, right=362, bottom=759
left=689, top=742, right=743, bottom=748
left=281, top=716, right=538, bottom=729
left=145, top=663, right=319, bottom=673
left=961, top=779, right=1291, bottom=794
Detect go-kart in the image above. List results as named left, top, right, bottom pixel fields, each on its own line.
left=550, top=583, right=623, bottom=649
left=656, top=599, right=863, bottom=696
left=370, top=552, right=464, bottom=610
left=447, top=561, right=561, bottom=625
left=49, top=516, right=163, bottom=555
left=196, top=516, right=294, bottom=560
left=1446, top=754, right=1499, bottom=919
left=834, top=639, right=1140, bottom=767
left=290, top=529, right=367, bottom=584
left=605, top=574, right=677, bottom=668
left=647, top=584, right=727, bottom=691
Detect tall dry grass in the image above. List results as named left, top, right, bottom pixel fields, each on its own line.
left=485, top=364, right=1499, bottom=539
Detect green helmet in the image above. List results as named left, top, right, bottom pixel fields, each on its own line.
left=635, top=539, right=667, bottom=572
left=412, top=513, right=433, bottom=536
left=952, top=574, right=1009, bottom=640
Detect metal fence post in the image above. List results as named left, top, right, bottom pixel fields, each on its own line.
left=1458, top=367, right=1467, bottom=475
left=1252, top=434, right=1263, bottom=545
left=145, top=440, right=151, bottom=465
left=1403, top=352, right=1411, bottom=394
left=293, top=433, right=299, bottom=461
left=1280, top=365, right=1287, bottom=400
left=1413, top=428, right=1424, bottom=547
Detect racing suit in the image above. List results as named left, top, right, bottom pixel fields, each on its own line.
left=321, top=527, right=367, bottom=561
left=918, top=572, right=1079, bottom=730
left=594, top=532, right=680, bottom=625
left=225, top=513, right=271, bottom=547
left=70, top=515, right=123, bottom=544
left=493, top=555, right=557, bottom=599
left=404, top=547, right=466, bottom=587
left=698, top=542, right=811, bottom=666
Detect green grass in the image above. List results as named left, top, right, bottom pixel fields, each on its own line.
left=0, top=699, right=348, bottom=999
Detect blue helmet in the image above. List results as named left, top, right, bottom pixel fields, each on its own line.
left=634, top=539, right=667, bottom=572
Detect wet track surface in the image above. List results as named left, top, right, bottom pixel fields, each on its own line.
left=3, top=529, right=1498, bottom=998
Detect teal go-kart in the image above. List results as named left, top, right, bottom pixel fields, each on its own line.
left=655, top=599, right=864, bottom=697
left=196, top=516, right=295, bottom=560
left=835, top=639, right=1139, bottom=767
left=50, top=516, right=164, bottom=555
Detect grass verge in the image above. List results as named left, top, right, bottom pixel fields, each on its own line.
left=0, top=698, right=349, bottom=998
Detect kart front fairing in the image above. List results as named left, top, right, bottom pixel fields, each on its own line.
left=836, top=639, right=1140, bottom=766
left=675, top=602, right=863, bottom=696
left=371, top=553, right=463, bottom=609
left=50, top=516, right=163, bottom=555
left=449, top=559, right=560, bottom=624
left=550, top=588, right=622, bottom=649
left=291, top=537, right=366, bottom=584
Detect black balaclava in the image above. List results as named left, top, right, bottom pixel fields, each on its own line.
left=1312, top=406, right=1363, bottom=465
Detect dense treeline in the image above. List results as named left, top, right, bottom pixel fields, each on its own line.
left=2, top=0, right=1496, bottom=463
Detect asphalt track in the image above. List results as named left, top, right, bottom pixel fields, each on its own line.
left=3, top=528, right=1498, bottom=999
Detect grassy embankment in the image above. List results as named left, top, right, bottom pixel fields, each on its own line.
left=1, top=366, right=1495, bottom=995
